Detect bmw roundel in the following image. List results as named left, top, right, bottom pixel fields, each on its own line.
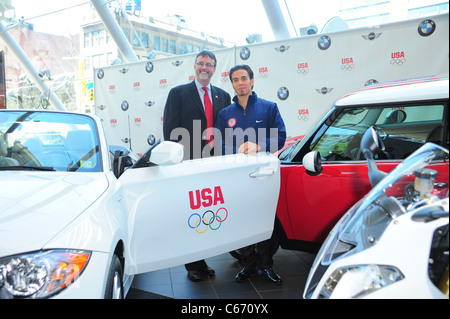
left=277, top=87, right=289, bottom=101
left=147, top=134, right=156, bottom=145
left=97, top=69, right=104, bottom=79
left=145, top=62, right=154, bottom=73
left=121, top=101, right=129, bottom=111
left=418, top=19, right=436, bottom=37
left=240, top=47, right=251, bottom=60
left=318, top=35, right=331, bottom=50
left=365, top=79, right=379, bottom=86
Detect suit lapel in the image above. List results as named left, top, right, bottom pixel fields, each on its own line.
left=210, top=86, right=223, bottom=120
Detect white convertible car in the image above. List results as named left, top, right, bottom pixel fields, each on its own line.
left=0, top=110, right=280, bottom=299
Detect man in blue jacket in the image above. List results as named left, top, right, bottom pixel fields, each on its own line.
left=215, top=65, right=286, bottom=156
left=215, top=65, right=286, bottom=284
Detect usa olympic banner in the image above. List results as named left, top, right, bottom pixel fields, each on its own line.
left=94, top=14, right=449, bottom=156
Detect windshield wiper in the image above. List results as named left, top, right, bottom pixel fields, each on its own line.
left=0, top=165, right=57, bottom=171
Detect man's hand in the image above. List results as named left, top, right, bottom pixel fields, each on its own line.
left=238, top=142, right=261, bottom=155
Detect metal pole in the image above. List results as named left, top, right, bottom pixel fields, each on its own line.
left=261, top=0, right=291, bottom=40
left=90, top=0, right=138, bottom=63
left=0, top=21, right=66, bottom=111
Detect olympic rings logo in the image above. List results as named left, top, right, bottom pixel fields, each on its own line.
left=297, top=68, right=309, bottom=76
left=298, top=114, right=310, bottom=121
left=390, top=58, right=406, bottom=66
left=341, top=63, right=354, bottom=72
left=258, top=73, right=269, bottom=79
left=188, top=207, right=228, bottom=234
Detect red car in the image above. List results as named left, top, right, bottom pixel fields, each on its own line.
left=275, top=75, right=449, bottom=252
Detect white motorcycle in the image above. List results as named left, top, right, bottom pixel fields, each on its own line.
left=303, top=127, right=449, bottom=299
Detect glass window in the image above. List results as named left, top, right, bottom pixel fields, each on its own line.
left=92, top=30, right=105, bottom=46
left=0, top=111, right=102, bottom=172
left=310, top=104, right=445, bottom=162
left=179, top=42, right=187, bottom=54
left=92, top=54, right=105, bottom=68
left=106, top=52, right=114, bottom=65
left=141, top=33, right=149, bottom=48
left=84, top=33, right=91, bottom=48
left=154, top=36, right=160, bottom=51
left=122, top=28, right=130, bottom=42
left=132, top=31, right=140, bottom=46
left=170, top=40, right=176, bottom=54
left=162, top=38, right=168, bottom=52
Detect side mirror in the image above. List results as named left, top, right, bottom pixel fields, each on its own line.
left=110, top=145, right=135, bottom=178
left=149, top=141, right=184, bottom=166
left=360, top=126, right=385, bottom=157
left=360, top=126, right=388, bottom=187
left=303, top=151, right=322, bottom=176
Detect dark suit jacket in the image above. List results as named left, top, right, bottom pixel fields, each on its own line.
left=163, top=81, right=231, bottom=159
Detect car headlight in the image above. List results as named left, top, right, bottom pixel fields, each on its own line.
left=319, top=264, right=404, bottom=299
left=0, top=250, right=91, bottom=299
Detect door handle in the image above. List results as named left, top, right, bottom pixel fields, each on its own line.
left=249, top=169, right=275, bottom=178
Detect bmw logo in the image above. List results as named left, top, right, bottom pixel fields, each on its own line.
left=145, top=62, right=154, bottom=73
left=318, top=35, right=331, bottom=50
left=121, top=101, right=129, bottom=111
left=240, top=47, right=251, bottom=60
left=418, top=19, right=436, bottom=37
left=97, top=69, right=104, bottom=79
left=277, top=87, right=289, bottom=101
left=147, top=134, right=156, bottom=146
left=365, top=79, right=379, bottom=86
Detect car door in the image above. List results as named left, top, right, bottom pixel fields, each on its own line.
left=279, top=102, right=447, bottom=244
left=119, top=152, right=280, bottom=275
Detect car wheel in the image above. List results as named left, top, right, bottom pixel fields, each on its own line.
left=104, top=254, right=124, bottom=299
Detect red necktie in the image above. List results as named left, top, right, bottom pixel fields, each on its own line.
left=202, top=87, right=214, bottom=146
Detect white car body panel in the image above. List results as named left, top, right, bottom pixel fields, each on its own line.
left=308, top=200, right=448, bottom=299
left=0, top=109, right=280, bottom=298
left=0, top=171, right=109, bottom=256
left=335, top=75, right=449, bottom=106
left=121, top=153, right=280, bottom=275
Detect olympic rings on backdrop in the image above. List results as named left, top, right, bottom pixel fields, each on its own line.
left=188, top=207, right=228, bottom=234
left=340, top=63, right=354, bottom=71
left=390, top=58, right=406, bottom=66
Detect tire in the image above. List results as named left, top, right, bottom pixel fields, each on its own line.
left=104, top=254, right=124, bottom=299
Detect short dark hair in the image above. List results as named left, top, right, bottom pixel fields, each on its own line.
left=229, top=65, right=254, bottom=81
left=195, top=50, right=217, bottom=67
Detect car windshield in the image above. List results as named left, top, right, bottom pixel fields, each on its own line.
left=0, top=111, right=102, bottom=172
left=309, top=104, right=445, bottom=162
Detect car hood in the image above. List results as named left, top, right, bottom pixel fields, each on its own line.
left=0, top=171, right=109, bottom=257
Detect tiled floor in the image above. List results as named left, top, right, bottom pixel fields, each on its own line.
left=128, top=248, right=316, bottom=299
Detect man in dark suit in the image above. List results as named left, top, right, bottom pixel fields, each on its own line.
left=163, top=51, right=231, bottom=160
left=163, top=50, right=231, bottom=281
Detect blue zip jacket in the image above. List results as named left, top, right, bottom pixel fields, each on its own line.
left=215, top=92, right=286, bottom=155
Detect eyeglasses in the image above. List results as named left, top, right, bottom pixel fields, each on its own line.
left=196, top=62, right=215, bottom=68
